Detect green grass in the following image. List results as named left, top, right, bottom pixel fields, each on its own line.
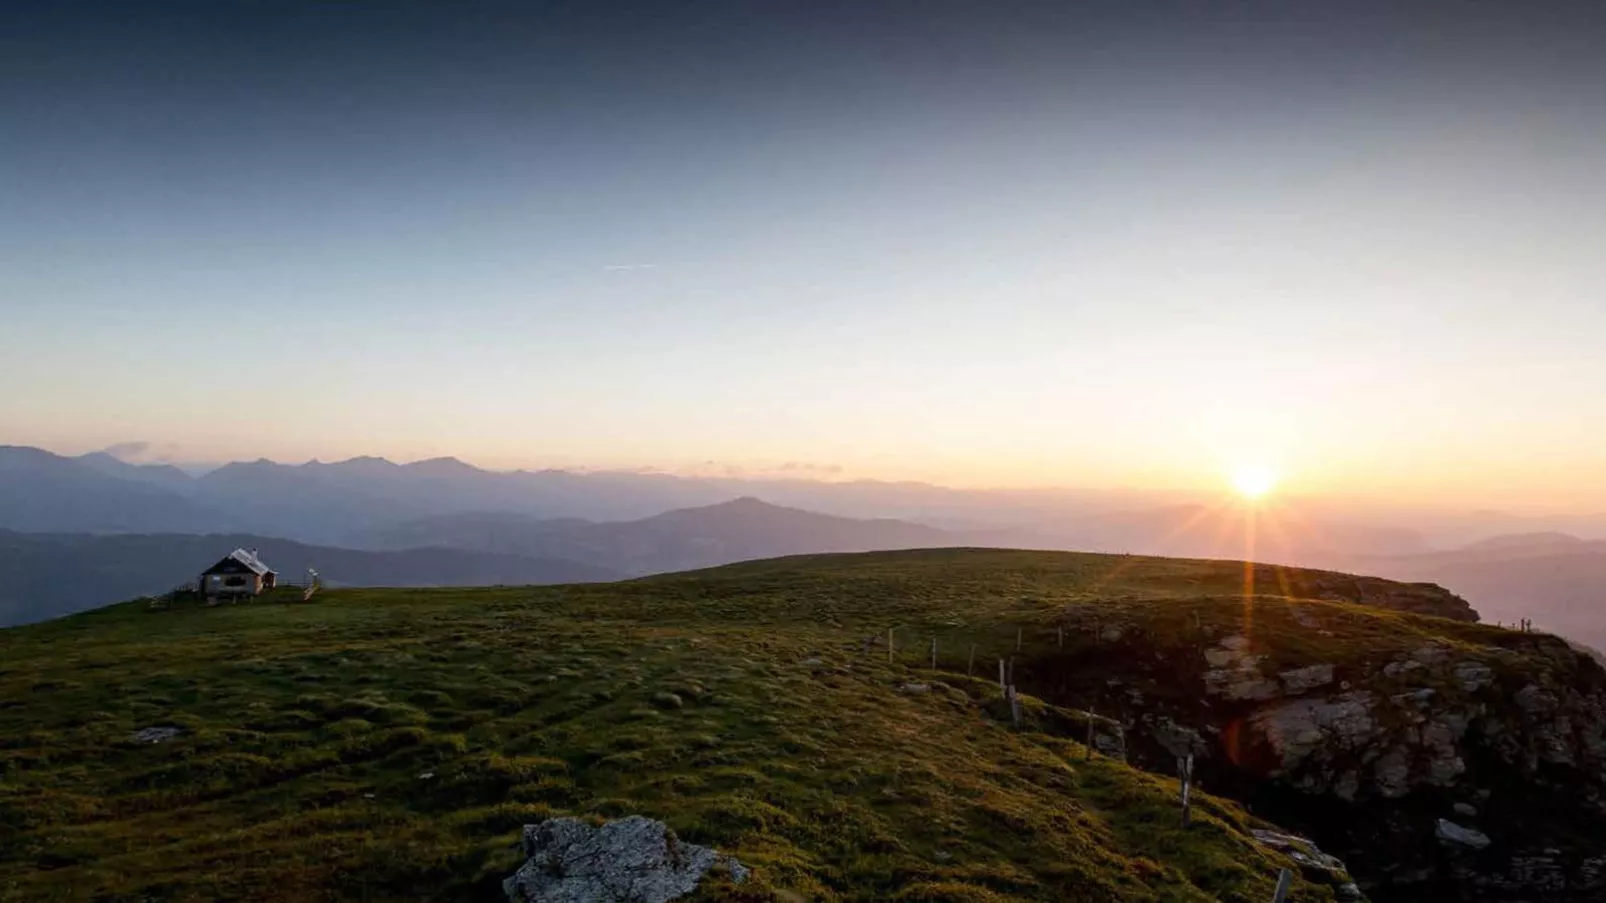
left=0, top=548, right=1469, bottom=902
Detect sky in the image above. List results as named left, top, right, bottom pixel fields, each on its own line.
left=3, top=1, right=1604, bottom=511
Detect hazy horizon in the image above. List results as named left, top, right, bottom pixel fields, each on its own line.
left=5, top=2, right=1605, bottom=512
left=14, top=438, right=1606, bottom=526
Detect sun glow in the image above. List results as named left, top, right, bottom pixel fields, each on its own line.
left=1230, top=465, right=1280, bottom=501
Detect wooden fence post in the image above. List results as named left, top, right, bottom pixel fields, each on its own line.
left=1086, top=707, right=1096, bottom=759
left=1008, top=685, right=1022, bottom=729
left=1178, top=754, right=1194, bottom=828
left=1270, top=868, right=1292, bottom=902
left=997, top=659, right=1006, bottom=691
left=930, top=636, right=937, bottom=669
left=1016, top=627, right=1022, bottom=652
left=887, top=627, right=894, bottom=664
left=967, top=644, right=976, bottom=677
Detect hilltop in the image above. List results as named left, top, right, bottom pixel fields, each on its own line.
left=1, top=549, right=1600, bottom=902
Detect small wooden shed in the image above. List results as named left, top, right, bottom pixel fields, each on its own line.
left=200, top=548, right=277, bottom=602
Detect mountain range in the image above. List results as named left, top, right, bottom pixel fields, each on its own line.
left=3, top=445, right=1605, bottom=648
left=357, top=496, right=949, bottom=576
left=1340, top=533, right=1606, bottom=650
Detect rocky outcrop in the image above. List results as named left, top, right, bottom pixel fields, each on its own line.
left=1276, top=570, right=1478, bottom=621
left=1203, top=635, right=1281, bottom=701
left=1435, top=819, right=1491, bottom=849
left=1043, top=617, right=1606, bottom=902
left=504, top=816, right=748, bottom=903
left=131, top=726, right=181, bottom=743
left=1251, top=829, right=1365, bottom=900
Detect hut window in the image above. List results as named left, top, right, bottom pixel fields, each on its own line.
left=223, top=575, right=247, bottom=588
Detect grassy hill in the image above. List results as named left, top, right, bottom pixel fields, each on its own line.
left=0, top=531, right=619, bottom=627
left=0, top=549, right=1536, bottom=902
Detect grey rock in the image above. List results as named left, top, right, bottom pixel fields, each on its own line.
left=1092, top=720, right=1127, bottom=759
left=505, top=816, right=748, bottom=903
left=1453, top=802, right=1478, bottom=818
left=899, top=682, right=930, bottom=694
left=1250, top=692, right=1378, bottom=771
left=1225, top=677, right=1281, bottom=700
left=1426, top=751, right=1466, bottom=786
left=1100, top=626, right=1125, bottom=642
left=1515, top=684, right=1557, bottom=716
left=1391, top=688, right=1436, bottom=707
left=1436, top=818, right=1492, bottom=849
left=1204, top=667, right=1279, bottom=700
left=1453, top=661, right=1494, bottom=692
left=1374, top=747, right=1412, bottom=798
left=1250, top=829, right=1358, bottom=892
left=1150, top=716, right=1208, bottom=759
left=132, top=726, right=181, bottom=744
left=1383, top=659, right=1424, bottom=678
left=1333, top=770, right=1362, bottom=802
left=1280, top=663, right=1335, bottom=694
left=1411, top=644, right=1452, bottom=666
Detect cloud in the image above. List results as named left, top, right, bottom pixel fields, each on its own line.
left=603, top=263, right=659, bottom=271
left=101, top=441, right=151, bottom=461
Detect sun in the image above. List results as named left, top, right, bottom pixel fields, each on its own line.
left=1230, top=465, right=1280, bottom=501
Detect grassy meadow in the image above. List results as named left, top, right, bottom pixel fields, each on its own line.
left=0, top=548, right=1498, bottom=902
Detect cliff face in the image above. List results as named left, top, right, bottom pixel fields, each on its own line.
left=1269, top=566, right=1479, bottom=622
left=1018, top=601, right=1606, bottom=902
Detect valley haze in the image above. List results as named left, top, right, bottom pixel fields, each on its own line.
left=5, top=443, right=1606, bottom=652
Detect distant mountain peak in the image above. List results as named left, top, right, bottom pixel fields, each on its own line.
left=1462, top=531, right=1584, bottom=552
left=407, top=456, right=480, bottom=474
left=719, top=495, right=781, bottom=509
left=318, top=455, right=400, bottom=472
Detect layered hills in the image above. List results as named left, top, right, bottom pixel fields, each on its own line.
left=5, top=444, right=1605, bottom=654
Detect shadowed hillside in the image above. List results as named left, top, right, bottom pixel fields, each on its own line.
left=0, top=531, right=616, bottom=626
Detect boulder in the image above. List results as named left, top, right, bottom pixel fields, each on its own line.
left=504, top=816, right=748, bottom=903
left=131, top=726, right=181, bottom=744
left=1453, top=661, right=1494, bottom=693
left=1149, top=716, right=1208, bottom=759
left=1250, top=829, right=1363, bottom=898
left=1250, top=692, right=1378, bottom=771
left=1436, top=818, right=1492, bottom=850
left=1210, top=673, right=1281, bottom=700
left=1373, top=747, right=1412, bottom=798
left=1280, top=664, right=1335, bottom=694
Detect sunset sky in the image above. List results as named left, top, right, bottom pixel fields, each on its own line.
left=4, top=2, right=1604, bottom=510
